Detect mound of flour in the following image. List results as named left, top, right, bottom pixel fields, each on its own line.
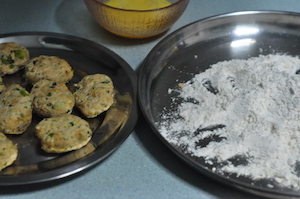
left=159, top=54, right=300, bottom=189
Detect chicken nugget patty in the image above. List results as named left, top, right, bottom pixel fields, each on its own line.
left=31, top=80, right=75, bottom=117
left=35, top=114, right=92, bottom=153
left=0, top=132, right=18, bottom=171
left=73, top=74, right=114, bottom=118
left=0, top=42, right=29, bottom=76
left=0, top=84, right=32, bottom=134
left=24, top=55, right=74, bottom=84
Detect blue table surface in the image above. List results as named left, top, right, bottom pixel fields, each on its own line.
left=1, top=0, right=300, bottom=198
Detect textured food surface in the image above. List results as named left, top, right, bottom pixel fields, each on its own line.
left=0, top=84, right=32, bottom=134
left=35, top=114, right=93, bottom=153
left=0, top=77, right=5, bottom=93
left=31, top=79, right=75, bottom=117
left=24, top=55, right=74, bottom=84
left=0, top=42, right=29, bottom=76
left=0, top=132, right=18, bottom=171
left=73, top=74, right=114, bottom=118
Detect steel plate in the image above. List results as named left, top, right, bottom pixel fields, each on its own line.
left=0, top=32, right=138, bottom=185
left=138, top=11, right=300, bottom=198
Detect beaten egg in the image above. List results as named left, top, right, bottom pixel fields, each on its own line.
left=105, top=0, right=172, bottom=10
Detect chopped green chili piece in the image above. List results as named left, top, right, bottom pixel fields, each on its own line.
left=48, top=133, right=54, bottom=137
left=20, top=90, right=29, bottom=96
left=1, top=56, right=14, bottom=64
left=14, top=50, right=25, bottom=59
left=101, top=80, right=110, bottom=84
left=46, top=103, right=53, bottom=107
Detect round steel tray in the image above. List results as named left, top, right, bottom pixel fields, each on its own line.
left=0, top=32, right=138, bottom=185
left=138, top=11, right=300, bottom=198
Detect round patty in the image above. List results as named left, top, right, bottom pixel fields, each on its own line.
left=35, top=114, right=93, bottom=153
left=73, top=74, right=114, bottom=118
left=0, top=84, right=32, bottom=134
left=0, top=42, right=29, bottom=76
left=0, top=132, right=18, bottom=171
left=31, top=79, right=75, bottom=117
left=24, top=55, right=74, bottom=84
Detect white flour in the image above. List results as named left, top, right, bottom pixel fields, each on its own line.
left=159, top=54, right=300, bottom=189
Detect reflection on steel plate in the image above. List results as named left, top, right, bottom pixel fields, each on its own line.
left=1, top=91, right=132, bottom=175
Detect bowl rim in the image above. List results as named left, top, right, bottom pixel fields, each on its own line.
left=85, top=0, right=189, bottom=12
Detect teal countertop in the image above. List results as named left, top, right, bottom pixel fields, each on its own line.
left=1, top=0, right=300, bottom=198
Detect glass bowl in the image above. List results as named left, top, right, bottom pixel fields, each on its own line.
left=83, top=0, right=189, bottom=39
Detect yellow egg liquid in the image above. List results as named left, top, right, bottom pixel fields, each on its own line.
left=98, top=0, right=182, bottom=38
left=105, top=0, right=172, bottom=10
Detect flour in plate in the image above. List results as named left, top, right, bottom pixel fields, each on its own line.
left=159, top=54, right=300, bottom=189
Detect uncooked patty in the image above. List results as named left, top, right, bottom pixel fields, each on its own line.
left=0, top=132, right=18, bottom=171
left=73, top=74, right=114, bottom=118
left=0, top=84, right=32, bottom=134
left=31, top=79, right=75, bottom=117
left=0, top=42, right=29, bottom=76
left=24, top=55, right=74, bottom=84
left=0, top=77, right=5, bottom=93
left=35, top=114, right=93, bottom=153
